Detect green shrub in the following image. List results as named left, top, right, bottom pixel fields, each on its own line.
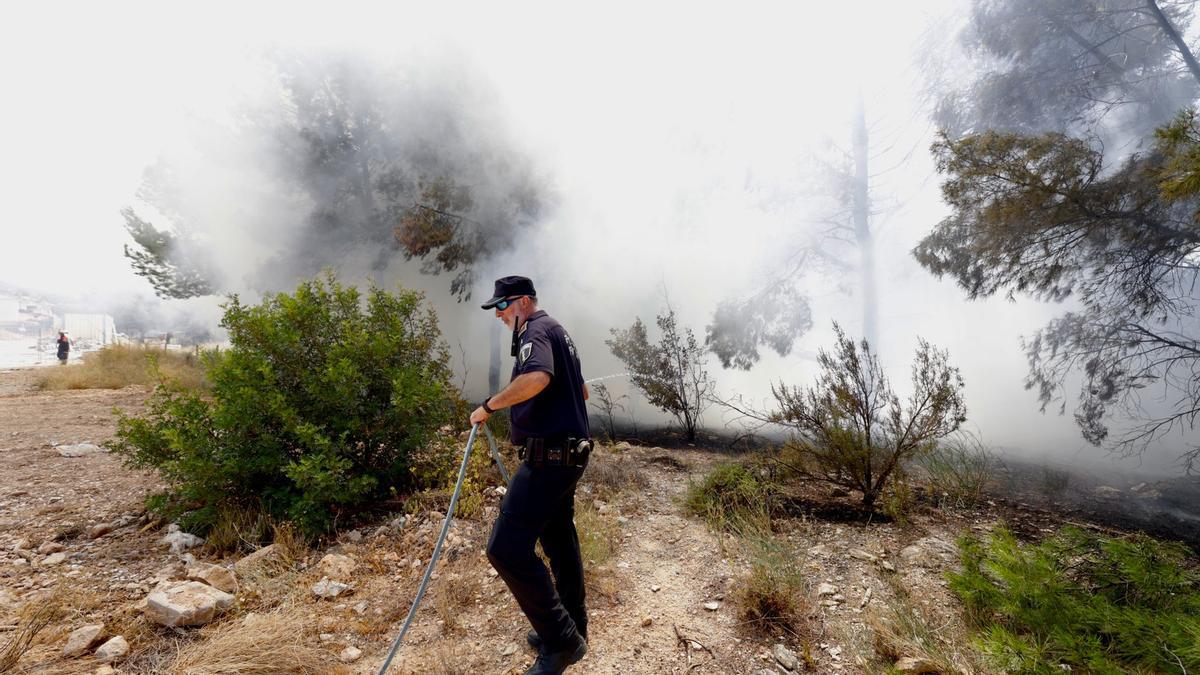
left=949, top=526, right=1200, bottom=674
left=109, top=274, right=462, bottom=538
left=684, top=462, right=773, bottom=531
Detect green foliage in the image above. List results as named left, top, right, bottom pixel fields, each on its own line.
left=1157, top=107, right=1200, bottom=203
left=606, top=308, right=714, bottom=442
left=121, top=206, right=215, bottom=299
left=932, top=0, right=1196, bottom=138
left=915, top=125, right=1200, bottom=467
left=771, top=323, right=966, bottom=509
left=109, top=274, right=461, bottom=538
left=685, top=462, right=773, bottom=531
left=705, top=283, right=813, bottom=371
left=950, top=526, right=1200, bottom=674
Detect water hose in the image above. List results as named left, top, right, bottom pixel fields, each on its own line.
left=376, top=421, right=508, bottom=674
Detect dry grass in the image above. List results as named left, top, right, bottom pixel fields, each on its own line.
left=582, top=449, right=650, bottom=498
left=37, top=344, right=208, bottom=391
left=868, top=577, right=986, bottom=675
left=165, top=611, right=340, bottom=674
left=434, top=568, right=483, bottom=636
left=236, top=524, right=312, bottom=613
left=575, top=501, right=619, bottom=567
left=732, top=533, right=813, bottom=641
left=0, top=592, right=64, bottom=671
left=432, top=643, right=471, bottom=675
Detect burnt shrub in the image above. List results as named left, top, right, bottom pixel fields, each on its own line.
left=109, top=274, right=461, bottom=538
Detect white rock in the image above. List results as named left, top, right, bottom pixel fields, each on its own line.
left=817, top=582, right=838, bottom=596
left=57, top=443, right=105, bottom=457
left=849, top=548, right=878, bottom=563
left=161, top=531, right=204, bottom=554
left=144, top=581, right=235, bottom=627
left=703, top=600, right=720, bottom=611
left=773, top=644, right=799, bottom=670
left=895, top=656, right=939, bottom=673
left=94, top=636, right=128, bottom=663
left=186, top=562, right=238, bottom=594
left=317, top=553, right=357, bottom=578
left=233, top=544, right=278, bottom=573
left=501, top=644, right=517, bottom=656
left=41, top=552, right=67, bottom=566
left=339, top=646, right=362, bottom=663
left=312, top=577, right=352, bottom=599
left=62, top=624, right=106, bottom=657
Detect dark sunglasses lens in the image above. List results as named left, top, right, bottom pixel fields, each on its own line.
left=495, top=299, right=511, bottom=310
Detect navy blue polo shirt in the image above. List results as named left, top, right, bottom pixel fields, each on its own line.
left=509, top=310, right=589, bottom=444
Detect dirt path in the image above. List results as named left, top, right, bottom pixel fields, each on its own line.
left=0, top=367, right=1032, bottom=674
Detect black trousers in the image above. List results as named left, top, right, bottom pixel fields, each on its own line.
left=486, top=460, right=587, bottom=652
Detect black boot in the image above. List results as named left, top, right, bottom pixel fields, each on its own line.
left=523, top=635, right=587, bottom=674
left=527, top=624, right=587, bottom=651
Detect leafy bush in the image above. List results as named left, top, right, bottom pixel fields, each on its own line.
left=685, top=462, right=774, bottom=531
left=949, top=526, right=1200, bottom=674
left=109, top=274, right=461, bottom=538
left=606, top=308, right=714, bottom=442
left=771, top=322, right=966, bottom=510
left=37, top=344, right=208, bottom=391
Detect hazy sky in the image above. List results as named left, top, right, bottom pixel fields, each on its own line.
left=4, top=1, right=1189, bottom=471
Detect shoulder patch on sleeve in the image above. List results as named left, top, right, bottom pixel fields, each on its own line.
left=519, top=342, right=532, bottom=364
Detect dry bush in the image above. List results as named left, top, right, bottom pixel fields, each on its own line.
left=166, top=611, right=340, bottom=674
left=203, top=507, right=273, bottom=555
left=916, top=431, right=998, bottom=507
left=433, top=643, right=471, bottom=675
left=868, top=578, right=985, bottom=674
left=733, top=533, right=812, bottom=641
left=37, top=344, right=208, bottom=391
left=434, top=569, right=483, bottom=636
left=582, top=449, right=649, bottom=498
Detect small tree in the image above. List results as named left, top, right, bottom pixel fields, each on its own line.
left=771, top=323, right=966, bottom=509
left=588, top=382, right=627, bottom=442
left=108, top=273, right=461, bottom=538
left=606, top=309, right=714, bottom=443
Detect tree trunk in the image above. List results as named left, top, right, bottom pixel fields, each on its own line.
left=488, top=320, right=502, bottom=394
left=852, top=95, right=878, bottom=350
left=1146, top=0, right=1200, bottom=87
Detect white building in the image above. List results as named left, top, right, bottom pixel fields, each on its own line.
left=63, top=314, right=118, bottom=345
left=0, top=296, right=18, bottom=323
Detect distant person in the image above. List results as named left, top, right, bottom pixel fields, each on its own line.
left=55, top=331, right=70, bottom=364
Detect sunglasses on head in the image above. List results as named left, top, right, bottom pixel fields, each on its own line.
left=494, top=297, right=522, bottom=311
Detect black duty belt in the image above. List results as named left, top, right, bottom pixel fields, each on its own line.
left=520, top=437, right=593, bottom=468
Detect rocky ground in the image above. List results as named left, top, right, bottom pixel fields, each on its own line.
left=0, top=366, right=1183, bottom=674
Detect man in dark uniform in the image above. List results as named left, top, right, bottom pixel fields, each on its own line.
left=470, top=275, right=591, bottom=675
left=56, top=331, right=71, bottom=364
